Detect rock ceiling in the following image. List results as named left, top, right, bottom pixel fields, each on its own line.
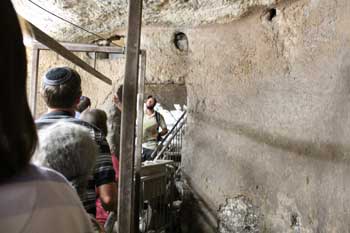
left=13, top=0, right=281, bottom=42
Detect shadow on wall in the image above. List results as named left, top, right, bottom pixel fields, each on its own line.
left=180, top=174, right=219, bottom=233
left=182, top=112, right=350, bottom=232
left=180, top=51, right=350, bottom=232
left=194, top=112, right=350, bottom=165
left=181, top=110, right=350, bottom=233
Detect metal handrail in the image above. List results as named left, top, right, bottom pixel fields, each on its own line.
left=149, top=111, right=187, bottom=160
left=152, top=112, right=187, bottom=161
left=154, top=118, right=186, bottom=160
left=160, top=111, right=187, bottom=145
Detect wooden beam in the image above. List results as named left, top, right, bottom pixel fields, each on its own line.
left=31, top=41, right=125, bottom=54
left=135, top=51, right=146, bottom=171
left=133, top=50, right=146, bottom=231
left=24, top=19, right=112, bottom=85
left=117, top=0, right=143, bottom=232
left=30, top=47, right=40, bottom=116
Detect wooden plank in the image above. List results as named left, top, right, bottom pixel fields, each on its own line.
left=24, top=19, right=112, bottom=85
left=30, top=47, right=39, bottom=116
left=133, top=50, right=146, bottom=231
left=31, top=41, right=125, bottom=54
left=135, top=51, right=146, bottom=171
left=117, top=0, right=143, bottom=232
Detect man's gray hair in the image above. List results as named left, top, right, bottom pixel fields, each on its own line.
left=32, top=122, right=97, bottom=199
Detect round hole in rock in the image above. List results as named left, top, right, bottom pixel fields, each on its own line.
left=265, top=8, right=277, bottom=21
left=173, top=32, right=188, bottom=53
left=290, top=213, right=299, bottom=227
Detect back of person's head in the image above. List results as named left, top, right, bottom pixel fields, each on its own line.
left=77, top=96, right=91, bottom=113
left=33, top=122, right=97, bottom=198
left=41, top=67, right=82, bottom=109
left=0, top=1, right=37, bottom=181
left=80, top=109, right=108, bottom=136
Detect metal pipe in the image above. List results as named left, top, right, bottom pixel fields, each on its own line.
left=154, top=118, right=187, bottom=161
left=150, top=111, right=187, bottom=160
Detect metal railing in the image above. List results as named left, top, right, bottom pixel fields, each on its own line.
left=152, top=111, right=187, bottom=167
left=139, top=161, right=177, bottom=233
left=135, top=111, right=187, bottom=233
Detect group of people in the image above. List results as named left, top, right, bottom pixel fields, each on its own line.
left=0, top=1, right=169, bottom=232
left=33, top=66, right=121, bottom=231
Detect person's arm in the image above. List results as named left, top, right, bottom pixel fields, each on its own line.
left=159, top=114, right=168, bottom=136
left=94, top=136, right=118, bottom=211
left=98, top=182, right=118, bottom=211
left=159, top=128, right=168, bottom=136
left=113, top=94, right=122, bottom=112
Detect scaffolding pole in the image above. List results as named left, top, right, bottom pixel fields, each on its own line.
left=30, top=46, right=39, bottom=116
left=117, top=0, right=143, bottom=232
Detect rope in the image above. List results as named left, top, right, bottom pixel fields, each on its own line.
left=28, top=0, right=123, bottom=48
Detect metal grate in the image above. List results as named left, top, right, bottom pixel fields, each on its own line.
left=139, top=162, right=176, bottom=233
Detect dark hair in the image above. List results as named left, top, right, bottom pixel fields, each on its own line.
left=80, top=109, right=108, bottom=136
left=116, top=85, right=123, bottom=102
left=77, top=96, right=91, bottom=113
left=147, top=95, right=157, bottom=104
left=41, top=67, right=82, bottom=108
left=0, top=1, right=38, bottom=181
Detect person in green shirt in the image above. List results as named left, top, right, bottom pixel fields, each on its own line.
left=142, top=95, right=168, bottom=161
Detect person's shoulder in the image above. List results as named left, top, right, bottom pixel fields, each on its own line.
left=28, top=164, right=70, bottom=184
left=35, top=112, right=74, bottom=129
left=35, top=113, right=52, bottom=128
left=0, top=165, right=94, bottom=233
left=156, top=111, right=166, bottom=120
left=155, top=110, right=164, bottom=116
left=154, top=111, right=160, bottom=118
left=64, top=118, right=104, bottom=138
left=74, top=118, right=102, bottom=133
left=32, top=166, right=95, bottom=232
left=31, top=165, right=86, bottom=206
left=2, top=165, right=82, bottom=206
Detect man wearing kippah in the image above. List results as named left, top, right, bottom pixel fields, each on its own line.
left=36, top=67, right=118, bottom=217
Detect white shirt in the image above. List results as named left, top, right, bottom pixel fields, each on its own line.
left=0, top=165, right=94, bottom=233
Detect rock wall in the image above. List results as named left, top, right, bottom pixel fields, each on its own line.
left=182, top=0, right=350, bottom=232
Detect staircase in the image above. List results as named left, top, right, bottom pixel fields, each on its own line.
left=152, top=111, right=187, bottom=167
